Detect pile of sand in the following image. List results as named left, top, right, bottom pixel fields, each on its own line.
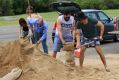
left=0, top=39, right=119, bottom=80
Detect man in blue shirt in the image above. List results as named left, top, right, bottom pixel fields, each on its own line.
left=28, top=15, right=48, bottom=54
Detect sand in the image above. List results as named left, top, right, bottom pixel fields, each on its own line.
left=0, top=39, right=119, bottom=80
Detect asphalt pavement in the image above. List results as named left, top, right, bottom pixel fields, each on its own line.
left=0, top=22, right=119, bottom=59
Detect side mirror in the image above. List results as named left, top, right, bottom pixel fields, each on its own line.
left=109, top=17, right=113, bottom=21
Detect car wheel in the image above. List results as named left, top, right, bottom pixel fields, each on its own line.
left=113, top=34, right=119, bottom=42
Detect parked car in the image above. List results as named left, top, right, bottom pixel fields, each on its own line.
left=82, top=9, right=119, bottom=41
left=51, top=1, right=119, bottom=42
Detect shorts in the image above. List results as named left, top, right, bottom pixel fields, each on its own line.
left=53, top=36, right=62, bottom=52
left=53, top=35, right=73, bottom=52
left=81, top=36, right=100, bottom=47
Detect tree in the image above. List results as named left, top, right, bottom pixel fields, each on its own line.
left=13, top=0, right=27, bottom=14
left=30, top=0, right=57, bottom=12
left=104, top=0, right=119, bottom=9
left=75, top=0, right=107, bottom=9
left=0, top=0, right=14, bottom=16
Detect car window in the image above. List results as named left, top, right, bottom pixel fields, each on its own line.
left=98, top=12, right=109, bottom=21
left=84, top=12, right=98, bottom=19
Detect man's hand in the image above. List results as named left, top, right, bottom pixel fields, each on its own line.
left=62, top=40, right=66, bottom=45
left=99, top=36, right=103, bottom=40
left=76, top=43, right=81, bottom=49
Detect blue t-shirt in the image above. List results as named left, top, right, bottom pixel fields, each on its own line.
left=28, top=18, right=48, bottom=41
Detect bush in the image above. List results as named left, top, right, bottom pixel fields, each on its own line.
left=75, top=0, right=108, bottom=9
left=0, top=0, right=14, bottom=16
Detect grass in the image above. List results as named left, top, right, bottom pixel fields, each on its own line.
left=0, top=12, right=58, bottom=26
left=103, top=9, right=119, bottom=17
left=0, top=21, right=18, bottom=26
left=0, top=9, right=119, bottom=26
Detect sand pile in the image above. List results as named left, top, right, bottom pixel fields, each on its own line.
left=0, top=39, right=119, bottom=80
left=0, top=39, right=75, bottom=80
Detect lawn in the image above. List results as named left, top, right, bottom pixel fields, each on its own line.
left=0, top=9, right=119, bottom=26
left=0, top=12, right=58, bottom=26
left=103, top=9, right=119, bottom=17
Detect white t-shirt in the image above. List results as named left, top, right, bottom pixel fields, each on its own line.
left=56, top=15, right=74, bottom=42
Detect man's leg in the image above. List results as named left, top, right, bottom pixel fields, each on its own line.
left=95, top=46, right=110, bottom=72
left=42, top=39, right=48, bottom=54
left=31, top=32, right=37, bottom=44
left=52, top=43, right=62, bottom=58
left=53, top=51, right=57, bottom=58
left=80, top=46, right=86, bottom=68
left=52, top=36, right=62, bottom=58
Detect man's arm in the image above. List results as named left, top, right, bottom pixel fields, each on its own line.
left=27, top=24, right=34, bottom=37
left=19, top=27, right=22, bottom=38
left=76, top=29, right=81, bottom=48
left=39, top=22, right=48, bottom=42
left=96, top=21, right=104, bottom=39
left=57, top=18, right=65, bottom=44
left=72, top=20, right=76, bottom=43
left=27, top=18, right=34, bottom=32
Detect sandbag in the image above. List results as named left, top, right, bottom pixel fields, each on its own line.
left=0, top=68, right=22, bottom=80
left=62, top=42, right=74, bottom=51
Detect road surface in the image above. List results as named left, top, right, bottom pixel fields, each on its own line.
left=0, top=23, right=119, bottom=59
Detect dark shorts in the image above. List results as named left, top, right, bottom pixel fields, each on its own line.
left=81, top=36, right=100, bottom=47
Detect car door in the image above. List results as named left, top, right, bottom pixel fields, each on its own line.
left=96, top=11, right=114, bottom=35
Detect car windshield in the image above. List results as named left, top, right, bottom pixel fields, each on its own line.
left=97, top=11, right=109, bottom=21
left=84, top=12, right=98, bottom=20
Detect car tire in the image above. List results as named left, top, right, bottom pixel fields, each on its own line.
left=113, top=34, right=119, bottom=42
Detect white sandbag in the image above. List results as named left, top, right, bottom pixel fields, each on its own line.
left=0, top=68, right=22, bottom=80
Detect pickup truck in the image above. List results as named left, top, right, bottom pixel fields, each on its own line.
left=51, top=1, right=119, bottom=42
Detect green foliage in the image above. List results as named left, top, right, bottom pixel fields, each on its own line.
left=0, top=0, right=14, bottom=16
left=30, top=0, right=57, bottom=12
left=13, top=0, right=27, bottom=14
left=75, top=0, right=119, bottom=9
left=75, top=0, right=107, bottom=9
left=0, top=0, right=118, bottom=16
left=0, top=0, right=57, bottom=16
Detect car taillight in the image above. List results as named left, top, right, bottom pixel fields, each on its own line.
left=114, top=17, right=117, bottom=31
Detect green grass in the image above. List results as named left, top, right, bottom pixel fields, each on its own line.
left=0, top=21, right=18, bottom=26
left=0, top=11, right=58, bottom=26
left=0, top=9, right=119, bottom=26
left=103, top=9, right=119, bottom=17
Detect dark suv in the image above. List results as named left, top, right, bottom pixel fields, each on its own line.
left=51, top=1, right=119, bottom=41
left=82, top=9, right=119, bottom=41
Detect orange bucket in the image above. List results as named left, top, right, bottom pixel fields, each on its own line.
left=74, top=48, right=81, bottom=57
